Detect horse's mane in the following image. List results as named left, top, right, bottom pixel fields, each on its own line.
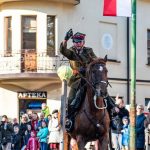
left=86, top=58, right=106, bottom=82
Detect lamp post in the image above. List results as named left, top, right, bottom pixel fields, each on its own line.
left=130, top=0, right=136, bottom=149
left=57, top=65, right=73, bottom=150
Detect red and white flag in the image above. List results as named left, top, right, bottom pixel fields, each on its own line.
left=103, top=0, right=131, bottom=17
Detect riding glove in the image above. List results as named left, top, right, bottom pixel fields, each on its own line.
left=79, top=66, right=86, bottom=75
left=64, top=29, right=73, bottom=41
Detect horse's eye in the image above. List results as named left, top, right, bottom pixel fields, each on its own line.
left=99, top=66, right=103, bottom=71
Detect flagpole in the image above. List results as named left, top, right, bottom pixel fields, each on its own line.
left=130, top=0, right=136, bottom=149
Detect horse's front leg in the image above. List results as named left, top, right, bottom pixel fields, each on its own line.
left=76, top=135, right=86, bottom=150
left=99, top=133, right=109, bottom=150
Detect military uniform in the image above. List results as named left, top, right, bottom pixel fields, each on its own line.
left=60, top=42, right=97, bottom=106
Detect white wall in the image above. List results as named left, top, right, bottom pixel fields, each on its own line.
left=0, top=88, right=18, bottom=119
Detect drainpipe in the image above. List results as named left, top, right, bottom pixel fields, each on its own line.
left=127, top=17, right=130, bottom=104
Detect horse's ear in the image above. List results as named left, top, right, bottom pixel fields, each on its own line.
left=104, top=55, right=107, bottom=62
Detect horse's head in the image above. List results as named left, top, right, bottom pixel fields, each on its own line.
left=87, top=55, right=108, bottom=98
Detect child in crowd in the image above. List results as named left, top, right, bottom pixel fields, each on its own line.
left=121, top=116, right=129, bottom=150
left=11, top=125, right=21, bottom=150
left=24, top=124, right=32, bottom=146
left=37, top=121, right=49, bottom=150
left=26, top=130, right=40, bottom=150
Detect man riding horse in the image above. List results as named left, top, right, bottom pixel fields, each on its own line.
left=60, top=29, right=117, bottom=132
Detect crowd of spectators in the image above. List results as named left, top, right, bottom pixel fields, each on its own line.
left=0, top=100, right=150, bottom=150
left=0, top=103, right=61, bottom=150
left=110, top=97, right=150, bottom=150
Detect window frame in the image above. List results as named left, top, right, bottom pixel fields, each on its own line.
left=4, top=16, right=12, bottom=56
left=21, top=15, right=37, bottom=50
left=47, top=15, right=55, bottom=57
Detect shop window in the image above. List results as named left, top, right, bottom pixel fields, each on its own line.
left=22, top=16, right=37, bottom=50
left=47, top=16, right=55, bottom=56
left=4, top=17, right=12, bottom=56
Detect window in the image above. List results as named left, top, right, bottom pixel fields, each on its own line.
left=21, top=16, right=37, bottom=72
left=47, top=16, right=55, bottom=56
left=147, top=30, right=150, bottom=64
left=4, top=17, right=12, bottom=56
left=22, top=16, right=36, bottom=50
left=145, top=98, right=150, bottom=107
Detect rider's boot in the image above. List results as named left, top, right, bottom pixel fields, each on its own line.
left=65, top=88, right=84, bottom=132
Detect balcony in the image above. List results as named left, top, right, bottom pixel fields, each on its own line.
left=0, top=0, right=80, bottom=5
left=0, top=51, right=69, bottom=91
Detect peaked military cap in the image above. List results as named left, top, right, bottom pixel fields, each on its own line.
left=72, top=32, right=86, bottom=43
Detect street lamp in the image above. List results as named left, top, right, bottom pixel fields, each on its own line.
left=57, top=65, right=73, bottom=150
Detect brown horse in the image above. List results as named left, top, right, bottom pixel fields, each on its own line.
left=69, top=56, right=110, bottom=150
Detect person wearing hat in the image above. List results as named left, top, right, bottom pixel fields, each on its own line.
left=60, top=29, right=97, bottom=132
left=60, top=29, right=118, bottom=132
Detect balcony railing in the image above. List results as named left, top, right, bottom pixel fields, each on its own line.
left=0, top=51, right=69, bottom=74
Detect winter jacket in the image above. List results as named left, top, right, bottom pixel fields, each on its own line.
left=37, top=119, right=49, bottom=130
left=0, top=122, right=13, bottom=143
left=11, top=133, right=21, bottom=150
left=111, top=107, right=129, bottom=134
left=24, top=130, right=31, bottom=145
left=48, top=118, right=60, bottom=143
left=31, top=120, right=38, bottom=131
left=37, top=127, right=49, bottom=143
left=26, top=137, right=40, bottom=150
left=122, top=124, right=129, bottom=146
left=136, top=113, right=146, bottom=148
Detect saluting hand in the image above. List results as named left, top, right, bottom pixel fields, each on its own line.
left=64, top=29, right=73, bottom=41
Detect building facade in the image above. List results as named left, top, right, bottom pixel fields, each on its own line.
left=0, top=0, right=150, bottom=119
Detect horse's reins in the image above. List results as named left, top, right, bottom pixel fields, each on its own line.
left=73, top=50, right=109, bottom=110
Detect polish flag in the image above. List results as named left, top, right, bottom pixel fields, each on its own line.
left=103, top=0, right=131, bottom=17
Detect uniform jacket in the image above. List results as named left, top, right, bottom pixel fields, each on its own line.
left=60, top=42, right=97, bottom=86
left=60, top=42, right=97, bottom=70
left=136, top=113, right=146, bottom=148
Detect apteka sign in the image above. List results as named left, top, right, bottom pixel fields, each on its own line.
left=18, top=91, right=47, bottom=99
